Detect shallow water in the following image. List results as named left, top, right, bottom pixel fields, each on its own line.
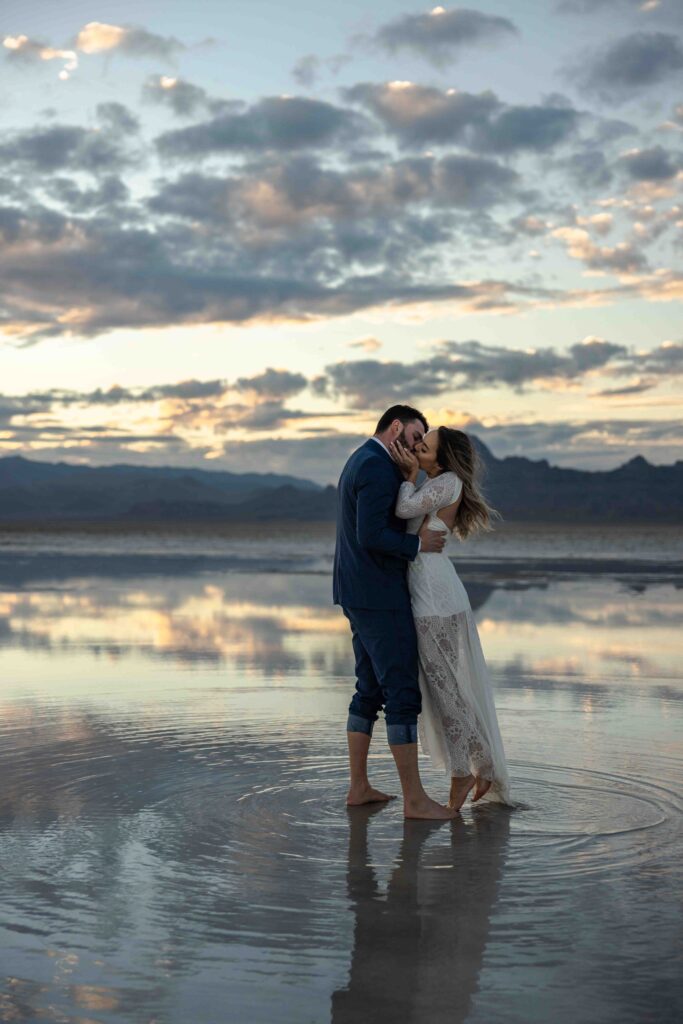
left=0, top=535, right=682, bottom=1023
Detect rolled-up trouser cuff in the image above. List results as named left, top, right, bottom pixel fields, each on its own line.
left=386, top=722, right=418, bottom=745
left=347, top=713, right=375, bottom=736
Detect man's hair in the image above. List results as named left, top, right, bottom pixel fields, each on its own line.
left=375, top=404, right=428, bottom=434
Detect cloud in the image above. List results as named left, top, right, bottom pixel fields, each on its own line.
left=348, top=337, right=383, bottom=352
left=345, top=81, right=500, bottom=146
left=142, top=75, right=233, bottom=117
left=156, top=96, right=367, bottom=158
left=74, top=22, right=184, bottom=59
left=235, top=368, right=308, bottom=398
left=576, top=31, right=683, bottom=102
left=96, top=102, right=140, bottom=135
left=345, top=82, right=579, bottom=153
left=316, top=337, right=642, bottom=408
left=370, top=7, right=518, bottom=67
left=147, top=151, right=520, bottom=248
left=0, top=123, right=135, bottom=174
left=561, top=149, right=615, bottom=190
left=552, top=226, right=648, bottom=275
left=618, top=145, right=681, bottom=180
left=292, top=53, right=351, bottom=87
left=3, top=22, right=185, bottom=80
left=558, top=0, right=682, bottom=21
left=3, top=34, right=78, bottom=79
left=47, top=175, right=130, bottom=213
left=466, top=415, right=683, bottom=467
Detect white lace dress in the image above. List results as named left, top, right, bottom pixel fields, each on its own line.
left=396, top=472, right=513, bottom=805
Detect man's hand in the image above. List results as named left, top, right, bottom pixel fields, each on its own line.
left=418, top=524, right=447, bottom=554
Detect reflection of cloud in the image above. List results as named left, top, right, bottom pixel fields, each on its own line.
left=0, top=581, right=349, bottom=676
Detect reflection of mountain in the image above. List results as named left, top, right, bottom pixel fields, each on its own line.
left=1, top=448, right=682, bottom=522
left=332, top=807, right=510, bottom=1024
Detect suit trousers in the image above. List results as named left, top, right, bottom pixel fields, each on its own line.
left=343, top=605, right=420, bottom=745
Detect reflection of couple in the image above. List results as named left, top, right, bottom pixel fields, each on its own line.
left=331, top=804, right=510, bottom=1022
left=333, top=405, right=513, bottom=819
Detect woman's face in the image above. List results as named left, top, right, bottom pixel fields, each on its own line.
left=414, top=429, right=440, bottom=473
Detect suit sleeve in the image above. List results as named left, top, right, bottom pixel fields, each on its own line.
left=355, top=461, right=420, bottom=561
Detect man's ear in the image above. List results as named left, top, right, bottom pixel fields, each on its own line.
left=391, top=419, right=401, bottom=437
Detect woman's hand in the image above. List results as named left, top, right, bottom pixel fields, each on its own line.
left=389, top=440, right=419, bottom=482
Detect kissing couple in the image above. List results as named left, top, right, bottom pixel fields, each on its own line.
left=333, top=404, right=514, bottom=819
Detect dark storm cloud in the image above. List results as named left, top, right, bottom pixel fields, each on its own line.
left=576, top=31, right=683, bottom=102
left=155, top=96, right=367, bottom=158
left=0, top=123, right=134, bottom=174
left=618, top=145, right=682, bottom=181
left=371, top=7, right=518, bottom=66
left=345, top=83, right=579, bottom=154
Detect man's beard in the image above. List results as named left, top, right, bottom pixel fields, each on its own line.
left=397, top=427, right=409, bottom=449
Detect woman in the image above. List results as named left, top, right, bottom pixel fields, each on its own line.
left=389, top=427, right=513, bottom=809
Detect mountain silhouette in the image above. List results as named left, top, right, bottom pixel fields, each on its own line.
left=0, top=447, right=681, bottom=523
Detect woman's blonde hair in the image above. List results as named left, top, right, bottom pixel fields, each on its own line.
left=436, top=427, right=500, bottom=539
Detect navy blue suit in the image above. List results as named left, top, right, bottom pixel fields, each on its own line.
left=333, top=439, right=421, bottom=744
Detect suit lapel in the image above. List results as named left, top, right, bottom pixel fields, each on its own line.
left=363, top=438, right=403, bottom=479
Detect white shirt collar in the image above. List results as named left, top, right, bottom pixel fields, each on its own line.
left=370, top=436, right=391, bottom=455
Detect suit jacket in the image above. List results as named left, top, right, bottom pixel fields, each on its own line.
left=333, top=439, right=420, bottom=609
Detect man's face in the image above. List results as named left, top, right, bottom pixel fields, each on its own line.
left=398, top=419, right=426, bottom=452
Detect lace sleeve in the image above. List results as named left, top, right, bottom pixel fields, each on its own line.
left=395, top=473, right=462, bottom=519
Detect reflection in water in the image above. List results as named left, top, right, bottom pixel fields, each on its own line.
left=332, top=807, right=510, bottom=1024
left=0, top=572, right=680, bottom=686
left=0, top=555, right=682, bottom=1023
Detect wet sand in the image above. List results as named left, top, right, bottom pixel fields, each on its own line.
left=0, top=541, right=681, bottom=1022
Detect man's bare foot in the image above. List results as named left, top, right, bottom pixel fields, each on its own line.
left=404, top=796, right=458, bottom=820
left=449, top=774, right=476, bottom=810
left=472, top=778, right=492, bottom=803
left=346, top=783, right=396, bottom=806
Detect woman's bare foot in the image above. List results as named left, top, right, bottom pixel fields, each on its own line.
left=346, top=783, right=396, bottom=806
left=472, top=777, right=492, bottom=803
left=404, top=796, right=458, bottom=820
left=449, top=774, right=476, bottom=810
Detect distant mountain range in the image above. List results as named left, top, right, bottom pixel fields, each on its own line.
left=1, top=444, right=681, bottom=523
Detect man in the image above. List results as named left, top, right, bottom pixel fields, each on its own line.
left=334, top=405, right=457, bottom=820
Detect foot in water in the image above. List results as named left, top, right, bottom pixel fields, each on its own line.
left=404, top=795, right=458, bottom=820
left=449, top=774, right=476, bottom=810
left=472, top=777, right=492, bottom=803
left=346, top=783, right=396, bottom=806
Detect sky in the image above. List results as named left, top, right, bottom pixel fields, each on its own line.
left=0, top=0, right=681, bottom=484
